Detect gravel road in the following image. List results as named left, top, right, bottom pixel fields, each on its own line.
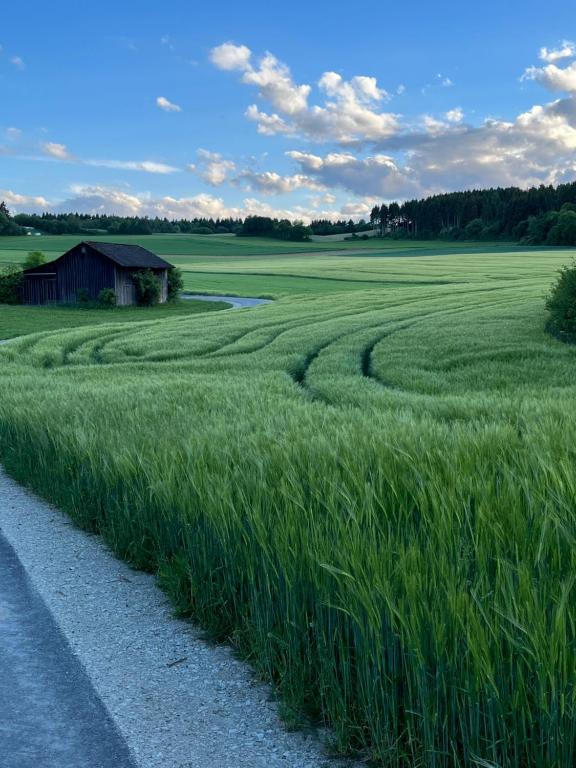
left=0, top=469, right=336, bottom=768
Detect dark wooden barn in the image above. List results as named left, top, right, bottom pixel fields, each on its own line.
left=21, top=241, right=174, bottom=306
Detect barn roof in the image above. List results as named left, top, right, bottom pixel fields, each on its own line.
left=83, top=241, right=173, bottom=269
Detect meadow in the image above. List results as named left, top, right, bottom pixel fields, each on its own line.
left=1, top=237, right=576, bottom=766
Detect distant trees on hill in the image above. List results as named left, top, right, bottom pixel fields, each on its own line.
left=10, top=211, right=245, bottom=236
left=5, top=180, right=576, bottom=245
left=238, top=216, right=312, bottom=241
left=369, top=181, right=576, bottom=245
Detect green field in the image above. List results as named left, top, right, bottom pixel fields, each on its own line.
left=1, top=239, right=576, bottom=766
left=0, top=299, right=228, bottom=339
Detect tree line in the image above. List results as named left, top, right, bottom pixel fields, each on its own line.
left=5, top=179, right=576, bottom=244
left=369, top=181, right=576, bottom=245
left=0, top=203, right=373, bottom=241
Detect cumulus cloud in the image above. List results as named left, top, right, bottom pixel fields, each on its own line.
left=522, top=60, right=576, bottom=93
left=10, top=56, right=24, bottom=69
left=156, top=96, right=182, bottom=112
left=0, top=189, right=50, bottom=210
left=539, top=41, right=576, bottom=63
left=5, top=127, right=22, bottom=139
left=236, top=170, right=325, bottom=195
left=285, top=92, right=576, bottom=199
left=42, top=142, right=72, bottom=160
left=445, top=107, right=464, bottom=123
left=187, top=149, right=236, bottom=185
left=210, top=42, right=398, bottom=143
left=287, top=150, right=420, bottom=198
left=210, top=42, right=252, bottom=71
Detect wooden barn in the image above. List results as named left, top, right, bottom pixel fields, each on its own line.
left=21, top=241, right=174, bottom=306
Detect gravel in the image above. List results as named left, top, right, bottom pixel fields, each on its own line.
left=0, top=469, right=341, bottom=768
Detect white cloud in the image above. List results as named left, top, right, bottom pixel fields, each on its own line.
left=5, top=127, right=21, bottom=139
left=211, top=43, right=398, bottom=143
left=445, top=107, right=464, bottom=123
left=0, top=189, right=50, bottom=210
left=309, top=192, right=337, bottom=208
left=397, top=84, right=406, bottom=95
left=284, top=93, right=576, bottom=198
left=187, top=149, right=236, bottom=185
left=156, top=96, right=182, bottom=112
left=10, top=56, right=24, bottom=70
left=287, top=150, right=420, bottom=198
left=42, top=142, right=72, bottom=160
left=39, top=141, right=178, bottom=173
left=236, top=170, right=324, bottom=195
left=210, top=42, right=252, bottom=71
left=522, top=60, right=576, bottom=93
left=441, top=77, right=453, bottom=87
left=85, top=159, right=179, bottom=174
left=539, top=41, right=576, bottom=63
left=245, top=105, right=292, bottom=135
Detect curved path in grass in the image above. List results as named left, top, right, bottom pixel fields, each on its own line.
left=181, top=293, right=272, bottom=309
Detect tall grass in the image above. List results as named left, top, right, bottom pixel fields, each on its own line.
left=1, top=251, right=575, bottom=766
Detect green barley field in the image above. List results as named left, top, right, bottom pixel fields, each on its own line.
left=1, top=237, right=576, bottom=766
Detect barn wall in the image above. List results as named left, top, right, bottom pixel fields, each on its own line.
left=115, top=270, right=137, bottom=306
left=157, top=269, right=168, bottom=303
left=22, top=274, right=58, bottom=305
left=55, top=245, right=116, bottom=303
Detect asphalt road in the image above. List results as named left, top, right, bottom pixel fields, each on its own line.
left=0, top=532, right=136, bottom=768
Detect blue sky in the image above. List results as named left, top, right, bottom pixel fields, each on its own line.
left=2, top=0, right=576, bottom=221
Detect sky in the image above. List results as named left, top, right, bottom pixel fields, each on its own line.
left=2, top=0, right=576, bottom=222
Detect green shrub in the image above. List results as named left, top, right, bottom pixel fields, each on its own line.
left=97, top=288, right=117, bottom=308
left=0, top=265, right=23, bottom=304
left=22, top=251, right=46, bottom=270
left=167, top=267, right=184, bottom=302
left=545, top=261, right=576, bottom=341
left=132, top=269, right=161, bottom=306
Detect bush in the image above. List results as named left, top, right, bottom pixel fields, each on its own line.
left=97, top=288, right=117, bottom=308
left=167, top=267, right=184, bottom=302
left=0, top=265, right=23, bottom=304
left=22, top=251, right=46, bottom=270
left=76, top=288, right=91, bottom=304
left=546, top=261, right=576, bottom=341
left=132, top=269, right=161, bottom=306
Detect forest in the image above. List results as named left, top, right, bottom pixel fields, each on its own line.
left=369, top=181, right=576, bottom=244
